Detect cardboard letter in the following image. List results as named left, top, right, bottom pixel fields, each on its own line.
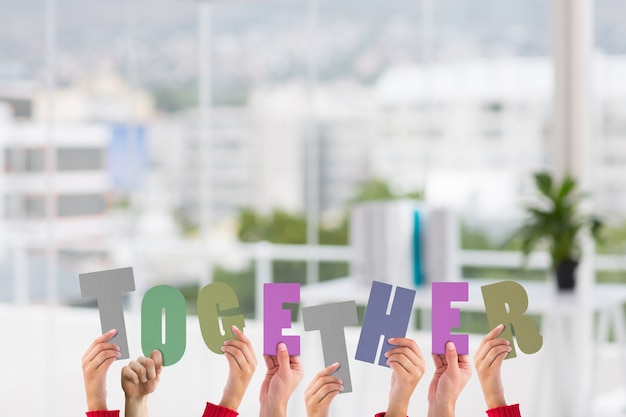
left=264, top=283, right=300, bottom=355
left=141, top=285, right=186, bottom=366
left=431, top=282, right=469, bottom=354
left=302, top=301, right=359, bottom=393
left=481, top=281, right=543, bottom=358
left=355, top=281, right=416, bottom=367
left=79, top=267, right=135, bottom=359
left=197, top=282, right=246, bottom=354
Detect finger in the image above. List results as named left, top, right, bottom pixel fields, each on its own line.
left=150, top=349, right=163, bottom=375
left=263, top=354, right=277, bottom=370
left=484, top=344, right=512, bottom=369
left=83, top=341, right=120, bottom=365
left=121, top=365, right=140, bottom=384
left=476, top=324, right=506, bottom=358
left=444, top=342, right=459, bottom=372
left=138, top=356, right=157, bottom=380
left=230, top=325, right=257, bottom=365
left=387, top=337, right=423, bottom=358
left=90, top=348, right=121, bottom=371
left=305, top=373, right=343, bottom=398
left=276, top=342, right=290, bottom=370
left=310, top=380, right=343, bottom=404
left=385, top=345, right=422, bottom=369
left=475, top=337, right=511, bottom=368
left=129, top=359, right=149, bottom=383
left=388, top=353, right=423, bottom=376
left=431, top=353, right=445, bottom=368
left=222, top=344, right=248, bottom=370
left=85, top=329, right=118, bottom=353
left=222, top=338, right=256, bottom=369
left=305, top=363, right=341, bottom=392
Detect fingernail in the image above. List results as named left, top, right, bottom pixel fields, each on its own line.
left=339, top=385, right=344, bottom=391
left=232, top=324, right=239, bottom=332
left=446, top=342, right=456, bottom=351
left=220, top=346, right=226, bottom=352
left=331, top=362, right=340, bottom=368
left=278, top=342, right=287, bottom=352
left=497, top=324, right=504, bottom=329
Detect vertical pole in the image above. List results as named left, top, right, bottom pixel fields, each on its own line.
left=125, top=0, right=143, bottom=313
left=198, top=2, right=213, bottom=286
left=552, top=1, right=595, bottom=415
left=45, top=0, right=58, bottom=307
left=306, top=0, right=319, bottom=285
left=44, top=2, right=58, bottom=415
left=255, top=241, right=272, bottom=320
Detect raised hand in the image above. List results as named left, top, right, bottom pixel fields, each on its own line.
left=427, top=341, right=472, bottom=417
left=304, top=362, right=343, bottom=417
left=219, top=325, right=258, bottom=411
left=121, top=349, right=163, bottom=417
left=474, top=324, right=512, bottom=409
left=384, top=337, right=426, bottom=417
left=82, top=329, right=121, bottom=411
left=259, top=342, right=304, bottom=417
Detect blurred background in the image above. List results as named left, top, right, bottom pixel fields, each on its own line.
left=1, top=0, right=626, bottom=416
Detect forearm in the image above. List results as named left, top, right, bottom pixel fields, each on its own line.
left=427, top=400, right=455, bottom=417
left=385, top=392, right=412, bottom=417
left=124, top=396, right=149, bottom=417
left=484, top=394, right=507, bottom=410
left=85, top=388, right=108, bottom=411
left=219, top=388, right=244, bottom=411
left=259, top=403, right=287, bottom=417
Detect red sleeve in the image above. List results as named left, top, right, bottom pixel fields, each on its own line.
left=202, top=402, right=239, bottom=417
left=486, top=404, right=521, bottom=417
left=374, top=413, right=407, bottom=417
left=86, top=411, right=120, bottom=417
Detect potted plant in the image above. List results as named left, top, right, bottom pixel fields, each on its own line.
left=513, top=171, right=603, bottom=291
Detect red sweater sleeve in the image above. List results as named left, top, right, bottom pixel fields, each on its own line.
left=486, top=404, right=521, bottom=417
left=86, top=411, right=120, bottom=417
left=202, top=402, right=239, bottom=417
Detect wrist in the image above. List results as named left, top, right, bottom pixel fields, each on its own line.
left=87, top=401, right=108, bottom=411
left=485, top=395, right=507, bottom=410
left=125, top=395, right=148, bottom=407
left=260, top=402, right=287, bottom=417
left=219, top=395, right=241, bottom=412
left=385, top=405, right=408, bottom=417
left=428, top=400, right=456, bottom=417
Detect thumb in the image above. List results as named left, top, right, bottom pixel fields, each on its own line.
left=151, top=349, right=163, bottom=374
left=445, top=342, right=459, bottom=372
left=276, top=342, right=290, bottom=371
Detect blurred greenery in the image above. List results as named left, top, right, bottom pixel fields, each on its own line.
left=179, top=177, right=625, bottom=333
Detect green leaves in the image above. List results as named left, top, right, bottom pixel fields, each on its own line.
left=514, top=171, right=603, bottom=269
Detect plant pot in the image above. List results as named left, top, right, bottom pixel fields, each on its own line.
left=555, top=259, right=578, bottom=291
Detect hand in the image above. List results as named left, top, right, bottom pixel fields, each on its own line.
left=219, top=325, right=258, bottom=411
left=474, top=324, right=512, bottom=409
left=427, top=342, right=472, bottom=417
left=384, top=337, right=426, bottom=417
left=304, top=362, right=343, bottom=417
left=259, top=343, right=304, bottom=417
left=121, top=349, right=163, bottom=417
left=82, top=329, right=121, bottom=411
